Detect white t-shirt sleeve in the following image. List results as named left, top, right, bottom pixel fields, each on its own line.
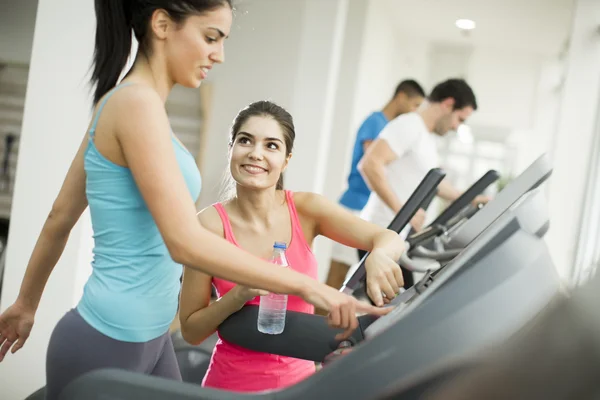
left=378, top=115, right=422, bottom=159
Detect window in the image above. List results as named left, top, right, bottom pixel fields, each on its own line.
left=573, top=93, right=600, bottom=285
left=437, top=125, right=517, bottom=195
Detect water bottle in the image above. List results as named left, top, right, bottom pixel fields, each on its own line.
left=257, top=242, right=289, bottom=334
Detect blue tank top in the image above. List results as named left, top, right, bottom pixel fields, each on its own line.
left=77, top=84, right=202, bottom=342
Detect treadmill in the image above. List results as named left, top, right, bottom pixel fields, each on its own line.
left=216, top=154, right=555, bottom=362
left=57, top=154, right=560, bottom=400
left=388, top=265, right=600, bottom=400
left=344, top=168, right=501, bottom=303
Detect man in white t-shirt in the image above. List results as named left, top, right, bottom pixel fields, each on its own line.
left=357, top=79, right=481, bottom=286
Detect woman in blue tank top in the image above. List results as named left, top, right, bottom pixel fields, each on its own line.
left=0, top=0, right=391, bottom=398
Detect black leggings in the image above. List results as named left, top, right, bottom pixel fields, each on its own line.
left=357, top=249, right=414, bottom=289
left=45, top=308, right=181, bottom=400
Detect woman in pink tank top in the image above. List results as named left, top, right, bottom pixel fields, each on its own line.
left=178, top=101, right=406, bottom=393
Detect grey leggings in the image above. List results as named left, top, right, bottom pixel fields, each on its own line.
left=45, top=308, right=181, bottom=400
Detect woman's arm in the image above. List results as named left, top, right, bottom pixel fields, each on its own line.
left=295, top=192, right=405, bottom=305
left=0, top=134, right=89, bottom=359
left=178, top=209, right=268, bottom=345
left=178, top=267, right=266, bottom=345
left=17, top=134, right=90, bottom=311
left=113, top=85, right=387, bottom=335
left=178, top=267, right=235, bottom=345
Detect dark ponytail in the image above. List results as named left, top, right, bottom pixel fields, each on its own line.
left=90, top=0, right=133, bottom=105
left=90, top=0, right=233, bottom=105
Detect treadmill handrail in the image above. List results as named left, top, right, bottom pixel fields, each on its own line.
left=406, top=224, right=445, bottom=248
left=387, top=168, right=446, bottom=233
left=404, top=185, right=439, bottom=238
left=398, top=252, right=441, bottom=273
left=428, top=170, right=499, bottom=227
left=405, top=170, right=498, bottom=256
left=341, top=168, right=446, bottom=293
left=408, top=246, right=462, bottom=262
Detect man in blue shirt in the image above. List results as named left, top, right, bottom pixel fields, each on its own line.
left=326, top=79, right=425, bottom=290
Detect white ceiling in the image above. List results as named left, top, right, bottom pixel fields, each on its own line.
left=382, top=0, right=575, bottom=56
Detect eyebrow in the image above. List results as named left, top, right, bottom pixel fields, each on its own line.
left=238, top=131, right=284, bottom=143
left=208, top=27, right=228, bottom=39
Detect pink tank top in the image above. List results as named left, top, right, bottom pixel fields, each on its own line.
left=201, top=190, right=319, bottom=393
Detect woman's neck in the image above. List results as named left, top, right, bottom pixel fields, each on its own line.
left=123, top=52, right=174, bottom=103
left=230, top=186, right=284, bottom=229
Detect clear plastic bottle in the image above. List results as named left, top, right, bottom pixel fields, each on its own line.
left=257, top=242, right=289, bottom=335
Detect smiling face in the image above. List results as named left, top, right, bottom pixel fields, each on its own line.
left=229, top=115, right=292, bottom=191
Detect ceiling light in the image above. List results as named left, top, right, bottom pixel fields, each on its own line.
left=455, top=19, right=476, bottom=30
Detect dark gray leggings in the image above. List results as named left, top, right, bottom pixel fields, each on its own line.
left=45, top=308, right=181, bottom=400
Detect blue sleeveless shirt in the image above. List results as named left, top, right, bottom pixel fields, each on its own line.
left=77, top=84, right=202, bottom=342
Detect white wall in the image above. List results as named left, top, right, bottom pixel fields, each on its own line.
left=310, top=0, right=369, bottom=281
left=466, top=46, right=541, bottom=131
left=286, top=0, right=350, bottom=280
left=0, top=0, right=38, bottom=64
left=545, top=0, right=600, bottom=281
left=0, top=1, right=95, bottom=399
left=322, top=0, right=369, bottom=202
left=513, top=58, right=564, bottom=173
left=350, top=0, right=398, bottom=136
left=285, top=0, right=348, bottom=195
left=391, top=37, right=431, bottom=91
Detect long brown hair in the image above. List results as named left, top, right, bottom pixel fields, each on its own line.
left=220, top=101, right=295, bottom=200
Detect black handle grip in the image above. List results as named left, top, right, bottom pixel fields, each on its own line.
left=404, top=186, right=438, bottom=238
left=428, top=170, right=499, bottom=227
left=387, top=168, right=446, bottom=233
left=218, top=305, right=369, bottom=363
left=406, top=224, right=445, bottom=248
left=341, top=168, right=446, bottom=295
left=406, top=170, right=499, bottom=255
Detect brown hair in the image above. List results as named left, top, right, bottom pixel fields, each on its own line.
left=220, top=101, right=295, bottom=199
